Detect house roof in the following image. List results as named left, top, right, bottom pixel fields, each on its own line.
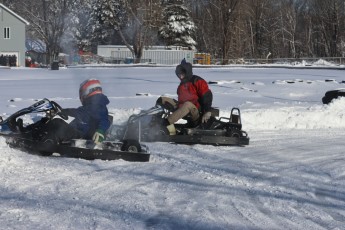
left=0, top=3, right=29, bottom=25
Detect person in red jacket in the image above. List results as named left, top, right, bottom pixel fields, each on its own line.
left=157, top=59, right=213, bottom=135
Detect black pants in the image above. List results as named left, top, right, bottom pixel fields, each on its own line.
left=35, top=118, right=83, bottom=143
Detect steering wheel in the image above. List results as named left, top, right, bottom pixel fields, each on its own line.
left=50, top=101, right=68, bottom=120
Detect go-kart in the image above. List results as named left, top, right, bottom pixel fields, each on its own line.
left=322, top=89, right=345, bottom=104
left=0, top=98, right=150, bottom=162
left=106, top=105, right=250, bottom=146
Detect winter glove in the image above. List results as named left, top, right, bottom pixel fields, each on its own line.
left=201, top=111, right=212, bottom=123
left=92, top=129, right=105, bottom=144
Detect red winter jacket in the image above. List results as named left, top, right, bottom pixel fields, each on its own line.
left=177, top=75, right=213, bottom=112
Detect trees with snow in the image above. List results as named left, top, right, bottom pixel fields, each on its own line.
left=91, top=0, right=162, bottom=63
left=91, top=0, right=128, bottom=40
left=159, top=0, right=196, bottom=49
left=3, top=0, right=345, bottom=64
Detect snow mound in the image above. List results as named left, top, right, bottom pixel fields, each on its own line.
left=0, top=137, right=7, bottom=148
left=313, top=59, right=335, bottom=66
left=108, top=107, right=142, bottom=125
left=241, top=97, right=345, bottom=131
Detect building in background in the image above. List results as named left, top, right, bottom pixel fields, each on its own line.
left=0, top=3, right=29, bottom=67
left=97, top=45, right=194, bottom=65
left=194, top=53, right=211, bottom=65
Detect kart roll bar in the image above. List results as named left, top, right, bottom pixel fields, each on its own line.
left=122, top=105, right=164, bottom=142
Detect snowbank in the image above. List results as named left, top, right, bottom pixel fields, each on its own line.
left=1, top=67, right=345, bottom=230
left=241, top=98, right=345, bottom=131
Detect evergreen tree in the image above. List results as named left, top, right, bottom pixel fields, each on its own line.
left=159, top=0, right=196, bottom=49
left=91, top=0, right=128, bottom=40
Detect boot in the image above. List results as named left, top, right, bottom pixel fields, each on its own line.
left=166, top=124, right=176, bottom=135
left=162, top=119, right=176, bottom=135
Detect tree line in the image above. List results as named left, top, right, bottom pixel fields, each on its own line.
left=2, top=0, right=345, bottom=64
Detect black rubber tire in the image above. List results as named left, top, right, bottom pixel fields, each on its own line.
left=322, top=90, right=345, bottom=104
left=121, top=139, right=142, bottom=153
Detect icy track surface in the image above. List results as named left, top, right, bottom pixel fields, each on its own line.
left=0, top=66, right=345, bottom=229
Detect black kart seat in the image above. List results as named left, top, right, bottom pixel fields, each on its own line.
left=210, top=107, right=219, bottom=117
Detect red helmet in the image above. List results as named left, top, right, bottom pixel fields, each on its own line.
left=79, top=79, right=102, bottom=102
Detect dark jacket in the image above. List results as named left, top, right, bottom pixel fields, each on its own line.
left=176, top=61, right=213, bottom=113
left=62, top=94, right=111, bottom=139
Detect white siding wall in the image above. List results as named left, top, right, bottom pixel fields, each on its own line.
left=0, top=4, right=29, bottom=67
left=98, top=46, right=194, bottom=65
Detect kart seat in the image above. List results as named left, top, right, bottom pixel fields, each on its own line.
left=209, top=107, right=219, bottom=117
left=108, top=115, right=114, bottom=124
left=229, top=108, right=242, bottom=129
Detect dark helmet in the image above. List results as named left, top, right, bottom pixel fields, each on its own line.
left=175, top=64, right=186, bottom=77
left=175, top=58, right=193, bottom=80
left=79, top=78, right=102, bottom=103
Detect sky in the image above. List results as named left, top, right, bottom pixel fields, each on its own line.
left=0, top=63, right=345, bottom=229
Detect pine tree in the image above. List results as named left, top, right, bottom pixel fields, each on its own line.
left=159, top=0, right=196, bottom=49
left=91, top=0, right=128, bottom=39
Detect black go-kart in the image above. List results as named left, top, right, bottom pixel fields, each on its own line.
left=107, top=105, right=250, bottom=146
left=0, top=98, right=150, bottom=162
left=322, top=89, right=345, bottom=104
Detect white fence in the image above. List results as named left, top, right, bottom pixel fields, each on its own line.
left=98, top=45, right=194, bottom=65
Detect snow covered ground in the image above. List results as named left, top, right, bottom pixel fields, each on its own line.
left=0, top=65, right=345, bottom=229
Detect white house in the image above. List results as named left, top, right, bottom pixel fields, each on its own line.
left=0, top=3, right=29, bottom=67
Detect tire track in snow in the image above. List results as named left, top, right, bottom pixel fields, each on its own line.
left=148, top=129, right=345, bottom=229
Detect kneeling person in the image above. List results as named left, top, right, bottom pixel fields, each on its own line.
left=157, top=59, right=213, bottom=135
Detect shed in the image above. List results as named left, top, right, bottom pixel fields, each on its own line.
left=97, top=45, right=194, bottom=65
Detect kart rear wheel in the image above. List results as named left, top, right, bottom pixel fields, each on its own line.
left=121, top=139, right=141, bottom=153
left=227, top=128, right=241, bottom=138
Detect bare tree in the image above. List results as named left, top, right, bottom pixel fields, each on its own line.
left=0, top=0, right=15, bottom=7
left=124, top=0, right=162, bottom=63
left=92, top=0, right=162, bottom=63
left=16, top=0, right=77, bottom=64
left=310, top=0, right=344, bottom=57
left=278, top=0, right=300, bottom=58
left=191, top=0, right=240, bottom=63
left=242, top=0, right=274, bottom=58
left=293, top=0, right=313, bottom=57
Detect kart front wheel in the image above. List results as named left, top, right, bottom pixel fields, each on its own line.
left=121, top=139, right=142, bottom=153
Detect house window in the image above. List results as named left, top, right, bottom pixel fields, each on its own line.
left=4, top=27, right=10, bottom=39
